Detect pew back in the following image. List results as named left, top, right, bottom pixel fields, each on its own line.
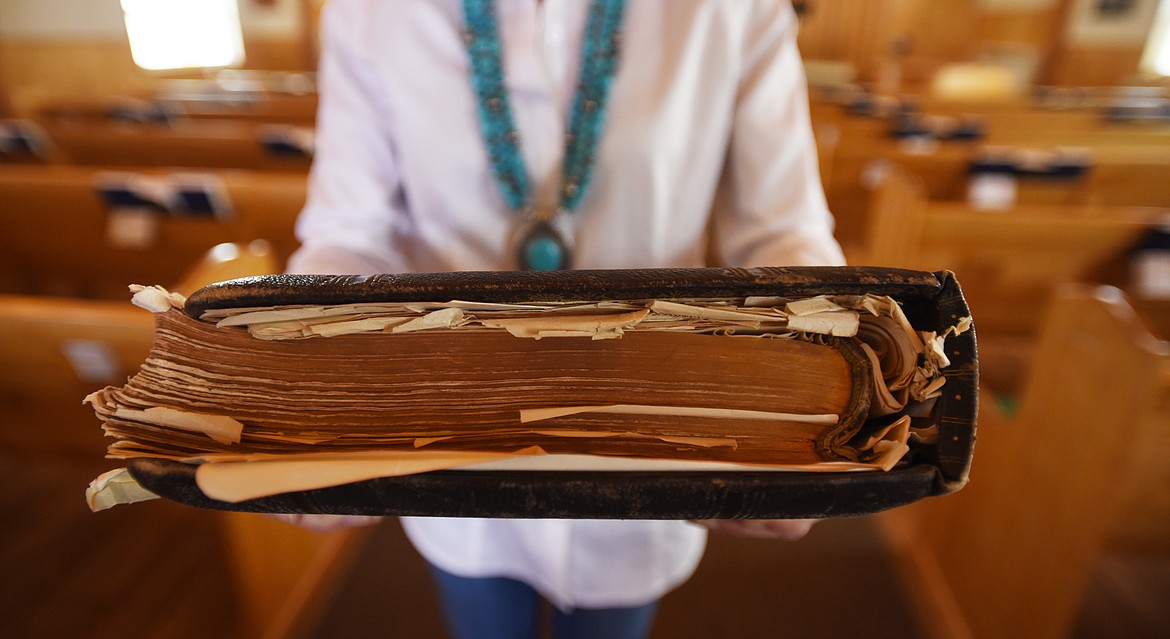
left=882, top=285, right=1170, bottom=639
left=0, top=295, right=153, bottom=457
left=0, top=164, right=305, bottom=299
left=864, top=169, right=1157, bottom=335
left=40, top=120, right=314, bottom=172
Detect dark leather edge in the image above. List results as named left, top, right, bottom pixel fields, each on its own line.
left=127, top=458, right=940, bottom=519
left=929, top=270, right=979, bottom=493
left=183, top=266, right=945, bottom=317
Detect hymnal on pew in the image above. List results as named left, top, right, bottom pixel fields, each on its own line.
left=86, top=267, right=977, bottom=519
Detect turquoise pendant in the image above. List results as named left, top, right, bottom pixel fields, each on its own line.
left=517, top=220, right=571, bottom=270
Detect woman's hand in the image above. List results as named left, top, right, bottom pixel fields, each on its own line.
left=696, top=518, right=817, bottom=541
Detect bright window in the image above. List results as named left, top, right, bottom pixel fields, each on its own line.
left=121, top=0, right=245, bottom=71
left=1142, top=0, right=1170, bottom=75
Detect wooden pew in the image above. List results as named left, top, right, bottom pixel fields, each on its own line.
left=0, top=295, right=153, bottom=458
left=0, top=244, right=360, bottom=639
left=1, top=119, right=56, bottom=165
left=157, top=89, right=317, bottom=125
left=939, top=145, right=1170, bottom=209
left=828, top=138, right=976, bottom=253
left=38, top=119, right=313, bottom=172
left=0, top=240, right=278, bottom=455
left=862, top=169, right=1157, bottom=336
left=819, top=96, right=1170, bottom=250
left=879, top=284, right=1170, bottom=639
left=0, top=164, right=305, bottom=299
left=37, top=93, right=318, bottom=126
left=171, top=240, right=283, bottom=296
left=922, top=97, right=1170, bottom=147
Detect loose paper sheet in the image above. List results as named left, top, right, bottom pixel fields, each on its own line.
left=195, top=449, right=542, bottom=502
left=112, top=406, right=243, bottom=445
left=194, top=451, right=894, bottom=503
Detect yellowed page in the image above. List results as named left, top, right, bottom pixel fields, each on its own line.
left=195, top=449, right=537, bottom=503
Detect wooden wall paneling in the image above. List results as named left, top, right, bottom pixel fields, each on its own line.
left=240, top=36, right=316, bottom=73
left=797, top=0, right=890, bottom=81
left=0, top=38, right=151, bottom=117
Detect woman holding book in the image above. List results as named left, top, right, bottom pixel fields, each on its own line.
left=285, top=1, right=842, bottom=637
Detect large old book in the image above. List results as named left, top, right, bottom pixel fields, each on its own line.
left=86, top=267, right=977, bottom=519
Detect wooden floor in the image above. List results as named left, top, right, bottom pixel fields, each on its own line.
left=1073, top=553, right=1170, bottom=639
left=1, top=452, right=1166, bottom=639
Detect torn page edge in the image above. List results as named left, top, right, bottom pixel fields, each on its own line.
left=479, top=309, right=650, bottom=339
left=784, top=296, right=845, bottom=316
left=786, top=310, right=860, bottom=337
left=112, top=406, right=243, bottom=445
left=520, top=404, right=839, bottom=425
left=389, top=307, right=466, bottom=333
left=216, top=304, right=411, bottom=327
left=129, top=285, right=185, bottom=312
left=648, top=300, right=779, bottom=323
left=86, top=468, right=160, bottom=511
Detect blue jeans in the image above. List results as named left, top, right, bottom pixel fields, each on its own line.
left=428, top=565, right=659, bottom=639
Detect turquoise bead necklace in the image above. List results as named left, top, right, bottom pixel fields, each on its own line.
left=462, top=0, right=626, bottom=270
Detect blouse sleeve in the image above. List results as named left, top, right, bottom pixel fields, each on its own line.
left=285, top=0, right=412, bottom=276
left=708, top=0, right=846, bottom=268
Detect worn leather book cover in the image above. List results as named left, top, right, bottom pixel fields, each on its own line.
left=87, top=266, right=977, bottom=519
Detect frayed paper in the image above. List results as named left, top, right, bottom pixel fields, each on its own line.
left=129, top=285, right=185, bottom=312
left=112, top=406, right=243, bottom=445
left=86, top=468, right=160, bottom=511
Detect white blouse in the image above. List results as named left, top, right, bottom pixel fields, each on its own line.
left=287, top=0, right=844, bottom=611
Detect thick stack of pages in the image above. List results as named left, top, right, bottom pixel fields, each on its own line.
left=86, top=267, right=977, bottom=519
